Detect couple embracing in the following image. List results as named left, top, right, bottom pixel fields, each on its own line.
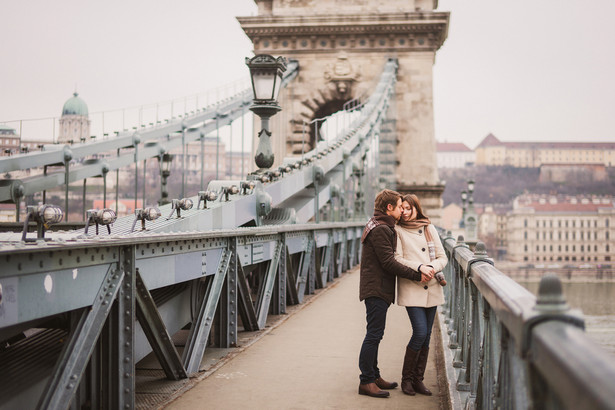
left=358, top=189, right=448, bottom=398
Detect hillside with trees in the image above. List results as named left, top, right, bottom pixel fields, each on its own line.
left=440, top=166, right=615, bottom=206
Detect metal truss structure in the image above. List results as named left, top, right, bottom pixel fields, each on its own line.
left=0, top=62, right=298, bottom=209
left=0, top=59, right=398, bottom=409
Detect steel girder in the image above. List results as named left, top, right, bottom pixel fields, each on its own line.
left=182, top=248, right=232, bottom=374
left=135, top=270, right=187, bottom=380
left=36, top=265, right=125, bottom=409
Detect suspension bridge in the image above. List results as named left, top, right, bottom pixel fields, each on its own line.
left=2, top=2, right=615, bottom=409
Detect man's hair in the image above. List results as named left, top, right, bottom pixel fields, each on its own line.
left=374, top=189, right=401, bottom=213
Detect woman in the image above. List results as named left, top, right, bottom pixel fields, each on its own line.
left=395, top=193, right=448, bottom=396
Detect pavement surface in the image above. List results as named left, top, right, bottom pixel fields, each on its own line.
left=164, top=267, right=445, bottom=410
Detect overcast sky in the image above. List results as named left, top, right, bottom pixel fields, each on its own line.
left=1, top=0, right=614, bottom=149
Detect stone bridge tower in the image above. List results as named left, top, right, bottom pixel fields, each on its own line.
left=238, top=0, right=449, bottom=217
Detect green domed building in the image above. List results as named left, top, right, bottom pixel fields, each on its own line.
left=59, top=92, right=90, bottom=144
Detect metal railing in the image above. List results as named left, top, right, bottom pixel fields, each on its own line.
left=440, top=233, right=615, bottom=409
left=0, top=222, right=364, bottom=409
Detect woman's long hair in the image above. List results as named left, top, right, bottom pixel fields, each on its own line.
left=402, top=194, right=429, bottom=220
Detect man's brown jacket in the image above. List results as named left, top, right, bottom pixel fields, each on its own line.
left=359, top=213, right=421, bottom=304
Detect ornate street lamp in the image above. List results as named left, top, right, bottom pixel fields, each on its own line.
left=467, top=179, right=475, bottom=195
left=245, top=54, right=287, bottom=170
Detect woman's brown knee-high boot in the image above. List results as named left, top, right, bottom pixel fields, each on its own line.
left=412, top=347, right=432, bottom=395
left=401, top=346, right=420, bottom=395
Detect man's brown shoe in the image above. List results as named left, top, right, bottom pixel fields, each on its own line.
left=358, top=383, right=390, bottom=398
left=375, top=377, right=398, bottom=390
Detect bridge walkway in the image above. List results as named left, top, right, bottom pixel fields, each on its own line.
left=162, top=267, right=447, bottom=409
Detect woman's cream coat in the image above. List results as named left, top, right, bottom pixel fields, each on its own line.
left=395, top=224, right=448, bottom=307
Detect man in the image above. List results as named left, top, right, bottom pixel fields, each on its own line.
left=358, top=189, right=424, bottom=398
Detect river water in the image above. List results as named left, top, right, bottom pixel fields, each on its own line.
left=519, top=281, right=615, bottom=357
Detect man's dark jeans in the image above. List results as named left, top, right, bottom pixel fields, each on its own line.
left=358, top=297, right=389, bottom=384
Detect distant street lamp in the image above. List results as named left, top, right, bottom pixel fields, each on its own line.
left=245, top=54, right=287, bottom=171
left=464, top=179, right=477, bottom=243
left=159, top=153, right=173, bottom=205
left=460, top=190, right=467, bottom=228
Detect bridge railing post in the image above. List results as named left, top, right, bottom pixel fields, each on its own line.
left=440, top=230, right=455, bottom=320
left=462, top=242, right=494, bottom=409
left=450, top=236, right=470, bottom=353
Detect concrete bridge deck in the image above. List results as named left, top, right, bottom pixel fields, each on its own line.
left=161, top=267, right=447, bottom=409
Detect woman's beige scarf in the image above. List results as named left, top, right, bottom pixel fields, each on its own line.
left=397, top=217, right=433, bottom=242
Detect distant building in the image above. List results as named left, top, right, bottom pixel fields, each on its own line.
left=179, top=137, right=228, bottom=181
left=153, top=138, right=251, bottom=183
left=477, top=203, right=512, bottom=260
left=226, top=151, right=252, bottom=180
left=475, top=133, right=615, bottom=168
left=440, top=202, right=463, bottom=237
left=0, top=125, right=44, bottom=156
left=58, top=92, right=90, bottom=144
left=505, top=194, right=615, bottom=263
left=436, top=142, right=475, bottom=168
left=0, top=203, right=16, bottom=221
left=0, top=124, right=21, bottom=156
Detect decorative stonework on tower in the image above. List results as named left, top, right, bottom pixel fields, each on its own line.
left=238, top=0, right=449, bottom=220
left=324, top=53, right=361, bottom=99
left=58, top=92, right=90, bottom=144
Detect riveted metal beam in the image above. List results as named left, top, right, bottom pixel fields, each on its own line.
left=182, top=248, right=232, bottom=374
left=216, top=239, right=238, bottom=348
left=37, top=265, right=124, bottom=410
left=135, top=270, right=187, bottom=380
left=255, top=241, right=282, bottom=329
left=271, top=236, right=287, bottom=315
left=114, top=245, right=136, bottom=409
left=236, top=260, right=259, bottom=332
left=296, top=237, right=314, bottom=303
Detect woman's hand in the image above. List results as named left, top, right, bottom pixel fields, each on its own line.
left=419, top=265, right=435, bottom=282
